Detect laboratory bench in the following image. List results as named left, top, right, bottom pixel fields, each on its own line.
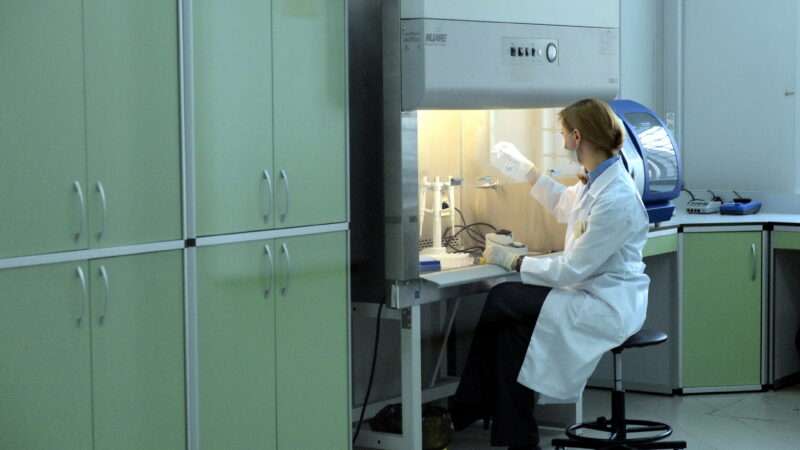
left=352, top=211, right=800, bottom=450
left=590, top=212, right=800, bottom=395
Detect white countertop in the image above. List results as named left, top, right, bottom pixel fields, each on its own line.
left=651, top=212, right=800, bottom=231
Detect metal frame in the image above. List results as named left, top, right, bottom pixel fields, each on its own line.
left=682, top=225, right=763, bottom=233
left=0, top=240, right=185, bottom=270
left=682, top=385, right=763, bottom=394
left=761, top=230, right=770, bottom=385
left=195, top=223, right=349, bottom=247
left=676, top=232, right=685, bottom=389
left=648, top=228, right=679, bottom=239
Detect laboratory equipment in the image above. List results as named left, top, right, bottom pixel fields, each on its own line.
left=418, top=176, right=472, bottom=270
left=720, top=199, right=762, bottom=215
left=687, top=199, right=722, bottom=214
left=349, top=0, right=620, bottom=308
left=610, top=100, right=683, bottom=224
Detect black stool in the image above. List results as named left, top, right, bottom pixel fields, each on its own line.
left=552, top=329, right=687, bottom=450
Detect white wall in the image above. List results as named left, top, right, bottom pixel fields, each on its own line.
left=620, top=0, right=665, bottom=115
left=681, top=0, right=797, bottom=196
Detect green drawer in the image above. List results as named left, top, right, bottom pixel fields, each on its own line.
left=773, top=231, right=800, bottom=250
left=643, top=234, right=678, bottom=258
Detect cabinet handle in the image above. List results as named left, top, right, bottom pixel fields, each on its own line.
left=73, top=181, right=86, bottom=241
left=751, top=243, right=757, bottom=281
left=280, top=242, right=291, bottom=296
left=75, top=266, right=88, bottom=325
left=264, top=244, right=274, bottom=297
left=96, top=181, right=107, bottom=240
left=279, top=169, right=290, bottom=222
left=98, top=266, right=110, bottom=324
left=263, top=170, right=273, bottom=223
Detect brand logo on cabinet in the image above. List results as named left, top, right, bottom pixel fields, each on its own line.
left=425, top=32, right=448, bottom=46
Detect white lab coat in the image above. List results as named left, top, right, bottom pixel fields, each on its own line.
left=517, top=159, right=650, bottom=404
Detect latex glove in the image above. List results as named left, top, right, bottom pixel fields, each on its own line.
left=483, top=244, right=520, bottom=272
left=490, top=141, right=536, bottom=182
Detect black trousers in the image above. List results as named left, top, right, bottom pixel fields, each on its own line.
left=452, top=282, right=550, bottom=448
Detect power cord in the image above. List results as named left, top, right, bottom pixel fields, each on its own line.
left=681, top=188, right=697, bottom=201
left=353, top=302, right=384, bottom=445
left=441, top=207, right=498, bottom=253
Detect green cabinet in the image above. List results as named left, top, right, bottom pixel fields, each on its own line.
left=683, top=231, right=762, bottom=388
left=198, top=240, right=277, bottom=450
left=0, top=1, right=181, bottom=259
left=198, top=231, right=348, bottom=450
left=90, top=251, right=186, bottom=450
left=194, top=0, right=346, bottom=235
left=0, top=1, right=88, bottom=258
left=194, top=0, right=274, bottom=236
left=275, top=232, right=349, bottom=449
left=0, top=252, right=184, bottom=450
left=643, top=233, right=678, bottom=258
left=84, top=0, right=182, bottom=248
left=273, top=0, right=347, bottom=228
left=0, top=262, right=93, bottom=450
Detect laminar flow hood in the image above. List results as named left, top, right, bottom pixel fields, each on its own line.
left=398, top=0, right=621, bottom=110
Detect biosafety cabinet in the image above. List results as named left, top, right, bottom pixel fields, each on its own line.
left=350, top=0, right=623, bottom=306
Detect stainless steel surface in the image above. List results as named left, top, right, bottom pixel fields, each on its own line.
left=264, top=244, right=273, bottom=298
left=262, top=170, right=272, bottom=223
left=400, top=20, right=618, bottom=110
left=279, top=169, right=290, bottom=222
left=682, top=225, right=764, bottom=233
left=98, top=265, right=110, bottom=324
left=73, top=180, right=86, bottom=241
left=384, top=0, right=420, bottom=283
left=280, top=242, right=290, bottom=296
left=76, top=266, right=88, bottom=325
left=96, top=181, right=107, bottom=240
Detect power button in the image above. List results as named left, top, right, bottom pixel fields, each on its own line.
left=546, top=43, right=558, bottom=63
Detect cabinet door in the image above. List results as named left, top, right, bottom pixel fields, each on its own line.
left=276, top=232, right=348, bottom=449
left=273, top=0, right=347, bottom=228
left=683, top=232, right=762, bottom=387
left=89, top=251, right=185, bottom=450
left=84, top=0, right=182, bottom=248
left=198, top=241, right=277, bottom=450
left=0, top=262, right=93, bottom=450
left=194, top=0, right=274, bottom=236
left=0, top=1, right=87, bottom=258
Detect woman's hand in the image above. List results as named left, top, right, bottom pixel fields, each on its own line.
left=483, top=245, right=521, bottom=272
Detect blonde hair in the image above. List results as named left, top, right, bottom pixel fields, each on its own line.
left=559, top=98, right=624, bottom=156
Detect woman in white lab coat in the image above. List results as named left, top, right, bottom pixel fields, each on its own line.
left=449, top=98, right=650, bottom=450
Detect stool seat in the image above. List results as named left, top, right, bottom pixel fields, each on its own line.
left=612, top=329, right=668, bottom=353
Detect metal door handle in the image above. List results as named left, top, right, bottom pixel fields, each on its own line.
left=280, top=242, right=291, bottom=296
left=785, top=89, right=795, bottom=96
left=265, top=244, right=274, bottom=297
left=96, top=181, right=107, bottom=240
left=263, top=170, right=273, bottom=223
left=751, top=243, right=757, bottom=281
left=75, top=266, right=88, bottom=325
left=279, top=169, right=290, bottom=222
left=73, top=181, right=86, bottom=241
left=98, top=266, right=110, bottom=324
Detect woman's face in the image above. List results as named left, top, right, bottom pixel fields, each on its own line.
left=561, top=126, right=581, bottom=162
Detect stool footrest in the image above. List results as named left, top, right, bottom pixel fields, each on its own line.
left=565, top=419, right=673, bottom=445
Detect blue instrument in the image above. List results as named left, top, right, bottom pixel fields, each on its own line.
left=610, top=100, right=683, bottom=224
left=720, top=200, right=762, bottom=215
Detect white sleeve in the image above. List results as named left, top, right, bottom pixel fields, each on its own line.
left=529, top=174, right=582, bottom=224
left=519, top=195, right=636, bottom=287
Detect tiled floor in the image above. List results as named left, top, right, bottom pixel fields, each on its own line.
left=447, top=385, right=800, bottom=450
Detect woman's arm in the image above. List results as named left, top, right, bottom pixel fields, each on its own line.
left=518, top=195, right=640, bottom=287
left=527, top=168, right=583, bottom=224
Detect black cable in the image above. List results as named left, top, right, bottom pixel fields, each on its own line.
left=733, top=190, right=744, bottom=199
left=352, top=302, right=384, bottom=445
left=681, top=188, right=696, bottom=201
